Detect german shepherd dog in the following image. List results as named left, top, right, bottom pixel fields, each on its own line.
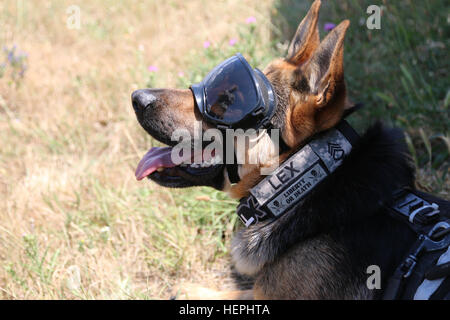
left=131, top=0, right=450, bottom=299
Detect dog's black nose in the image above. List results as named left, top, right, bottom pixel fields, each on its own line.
left=131, top=89, right=157, bottom=112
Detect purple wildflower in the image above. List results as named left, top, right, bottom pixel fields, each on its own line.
left=178, top=71, right=185, bottom=77
left=203, top=41, right=211, bottom=49
left=148, top=65, right=158, bottom=72
left=246, top=16, right=256, bottom=24
left=324, top=23, right=336, bottom=32
left=229, top=38, right=238, bottom=46
left=1, top=45, right=28, bottom=79
left=7, top=50, right=14, bottom=63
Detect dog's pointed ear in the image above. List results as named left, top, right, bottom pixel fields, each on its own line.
left=303, top=19, right=350, bottom=108
left=286, top=0, right=321, bottom=65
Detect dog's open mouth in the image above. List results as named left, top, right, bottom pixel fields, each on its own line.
left=135, top=146, right=225, bottom=188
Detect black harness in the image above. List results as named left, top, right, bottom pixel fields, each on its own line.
left=233, top=117, right=450, bottom=299
left=383, top=189, right=450, bottom=299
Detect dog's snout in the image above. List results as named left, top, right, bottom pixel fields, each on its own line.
left=131, top=89, right=157, bottom=112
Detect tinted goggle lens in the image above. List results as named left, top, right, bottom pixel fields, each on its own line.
left=204, top=56, right=258, bottom=124
left=191, top=53, right=274, bottom=129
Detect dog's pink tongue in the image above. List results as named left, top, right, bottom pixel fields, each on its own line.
left=135, top=147, right=176, bottom=181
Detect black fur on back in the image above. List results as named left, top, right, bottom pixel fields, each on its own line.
left=231, top=122, right=435, bottom=297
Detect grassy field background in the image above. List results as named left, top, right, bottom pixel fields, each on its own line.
left=0, top=0, right=448, bottom=299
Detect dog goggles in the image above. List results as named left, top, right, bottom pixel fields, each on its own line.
left=190, top=53, right=277, bottom=130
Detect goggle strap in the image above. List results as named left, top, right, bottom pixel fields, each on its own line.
left=343, top=102, right=364, bottom=118
left=227, top=159, right=240, bottom=184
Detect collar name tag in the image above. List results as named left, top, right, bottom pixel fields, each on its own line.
left=237, top=122, right=355, bottom=227
left=267, top=162, right=327, bottom=216
left=251, top=128, right=352, bottom=208
left=250, top=144, right=320, bottom=206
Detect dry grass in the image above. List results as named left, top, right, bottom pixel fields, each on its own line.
left=0, top=0, right=274, bottom=299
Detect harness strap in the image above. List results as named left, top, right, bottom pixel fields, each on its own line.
left=414, top=246, right=450, bottom=299
left=226, top=153, right=241, bottom=184
left=390, top=189, right=441, bottom=229
left=383, top=195, right=450, bottom=300
left=343, top=102, right=364, bottom=118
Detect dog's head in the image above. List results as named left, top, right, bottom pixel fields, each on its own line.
left=131, top=0, right=350, bottom=198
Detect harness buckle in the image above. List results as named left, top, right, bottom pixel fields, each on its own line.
left=401, top=256, right=417, bottom=278
left=400, top=224, right=450, bottom=279
left=391, top=189, right=440, bottom=225
left=383, top=203, right=449, bottom=299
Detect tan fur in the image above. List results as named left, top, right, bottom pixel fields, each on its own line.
left=157, top=88, right=218, bottom=132
left=229, top=130, right=290, bottom=199
left=253, top=236, right=373, bottom=300
left=229, top=152, right=290, bottom=199
left=287, top=95, right=318, bottom=147
left=253, top=285, right=268, bottom=300
left=173, top=284, right=253, bottom=300
left=289, top=20, right=350, bottom=147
